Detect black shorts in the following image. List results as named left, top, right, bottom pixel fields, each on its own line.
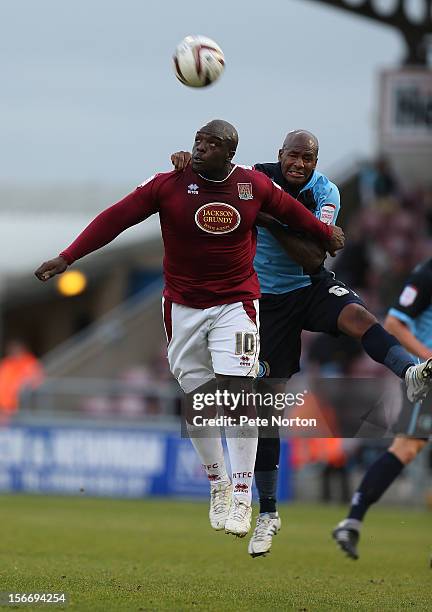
left=259, top=273, right=364, bottom=378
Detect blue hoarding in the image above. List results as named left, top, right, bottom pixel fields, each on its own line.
left=0, top=424, right=292, bottom=500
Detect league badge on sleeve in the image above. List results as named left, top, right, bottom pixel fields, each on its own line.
left=399, top=285, right=418, bottom=307
left=237, top=183, right=253, bottom=200
left=319, top=203, right=336, bottom=225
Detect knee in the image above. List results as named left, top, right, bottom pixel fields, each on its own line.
left=338, top=304, right=378, bottom=339
left=215, top=375, right=256, bottom=418
left=185, top=380, right=218, bottom=423
left=388, top=437, right=427, bottom=465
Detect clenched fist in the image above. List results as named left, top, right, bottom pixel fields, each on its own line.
left=326, top=226, right=345, bottom=257
left=34, top=256, right=68, bottom=281
left=171, top=150, right=191, bottom=171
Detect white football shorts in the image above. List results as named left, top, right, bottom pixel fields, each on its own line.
left=162, top=299, right=260, bottom=393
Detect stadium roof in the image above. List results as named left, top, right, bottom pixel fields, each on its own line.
left=1, top=183, right=162, bottom=298
left=1, top=182, right=161, bottom=274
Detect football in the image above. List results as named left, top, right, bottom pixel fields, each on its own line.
left=173, top=35, right=225, bottom=88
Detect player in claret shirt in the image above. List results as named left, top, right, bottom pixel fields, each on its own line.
left=35, top=119, right=343, bottom=538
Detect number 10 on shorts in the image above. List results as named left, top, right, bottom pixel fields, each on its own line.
left=235, top=332, right=256, bottom=355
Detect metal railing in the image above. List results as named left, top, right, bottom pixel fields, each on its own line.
left=19, top=376, right=181, bottom=424
left=42, top=276, right=164, bottom=378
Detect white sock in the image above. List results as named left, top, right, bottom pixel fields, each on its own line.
left=187, top=424, right=229, bottom=485
left=225, top=423, right=258, bottom=504
left=340, top=518, right=362, bottom=532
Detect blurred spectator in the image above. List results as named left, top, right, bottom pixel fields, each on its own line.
left=291, top=438, right=351, bottom=503
left=358, top=156, right=400, bottom=214
left=0, top=340, right=44, bottom=418
left=320, top=438, right=351, bottom=504
left=331, top=176, right=426, bottom=328
left=80, top=344, right=176, bottom=419
left=358, top=161, right=377, bottom=206
left=373, top=156, right=398, bottom=200
left=420, top=188, right=432, bottom=235
left=115, top=365, right=160, bottom=416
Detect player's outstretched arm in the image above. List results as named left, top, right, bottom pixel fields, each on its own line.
left=263, top=182, right=345, bottom=255
left=256, top=213, right=326, bottom=273
left=34, top=184, right=158, bottom=281
left=270, top=230, right=327, bottom=273
left=35, top=256, right=68, bottom=282
left=171, top=151, right=191, bottom=171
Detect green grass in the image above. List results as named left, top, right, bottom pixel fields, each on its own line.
left=0, top=495, right=430, bottom=611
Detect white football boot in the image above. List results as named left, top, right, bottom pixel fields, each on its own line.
left=224, top=497, right=252, bottom=537
left=248, top=513, right=282, bottom=558
left=405, top=358, right=432, bottom=402
left=209, top=481, right=232, bottom=530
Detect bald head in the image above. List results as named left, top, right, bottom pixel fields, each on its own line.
left=192, top=119, right=238, bottom=180
left=282, top=130, right=319, bottom=156
left=199, top=119, right=238, bottom=153
left=279, top=129, right=319, bottom=187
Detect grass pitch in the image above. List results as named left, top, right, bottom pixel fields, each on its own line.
left=0, top=494, right=430, bottom=611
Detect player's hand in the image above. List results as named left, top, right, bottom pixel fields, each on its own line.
left=171, top=151, right=191, bottom=171
left=255, top=212, right=278, bottom=229
left=34, top=256, right=68, bottom=281
left=326, top=225, right=345, bottom=257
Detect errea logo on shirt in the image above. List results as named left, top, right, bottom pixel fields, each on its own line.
left=188, top=183, right=199, bottom=195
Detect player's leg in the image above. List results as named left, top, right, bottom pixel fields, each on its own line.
left=255, top=436, right=280, bottom=514
left=249, top=291, right=304, bottom=556
left=333, top=436, right=427, bottom=559
left=209, top=300, right=260, bottom=537
left=337, top=301, right=432, bottom=402
left=248, top=434, right=282, bottom=557
left=185, top=379, right=234, bottom=531
left=163, top=299, right=231, bottom=530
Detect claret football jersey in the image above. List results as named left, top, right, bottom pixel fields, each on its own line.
left=60, top=165, right=331, bottom=309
